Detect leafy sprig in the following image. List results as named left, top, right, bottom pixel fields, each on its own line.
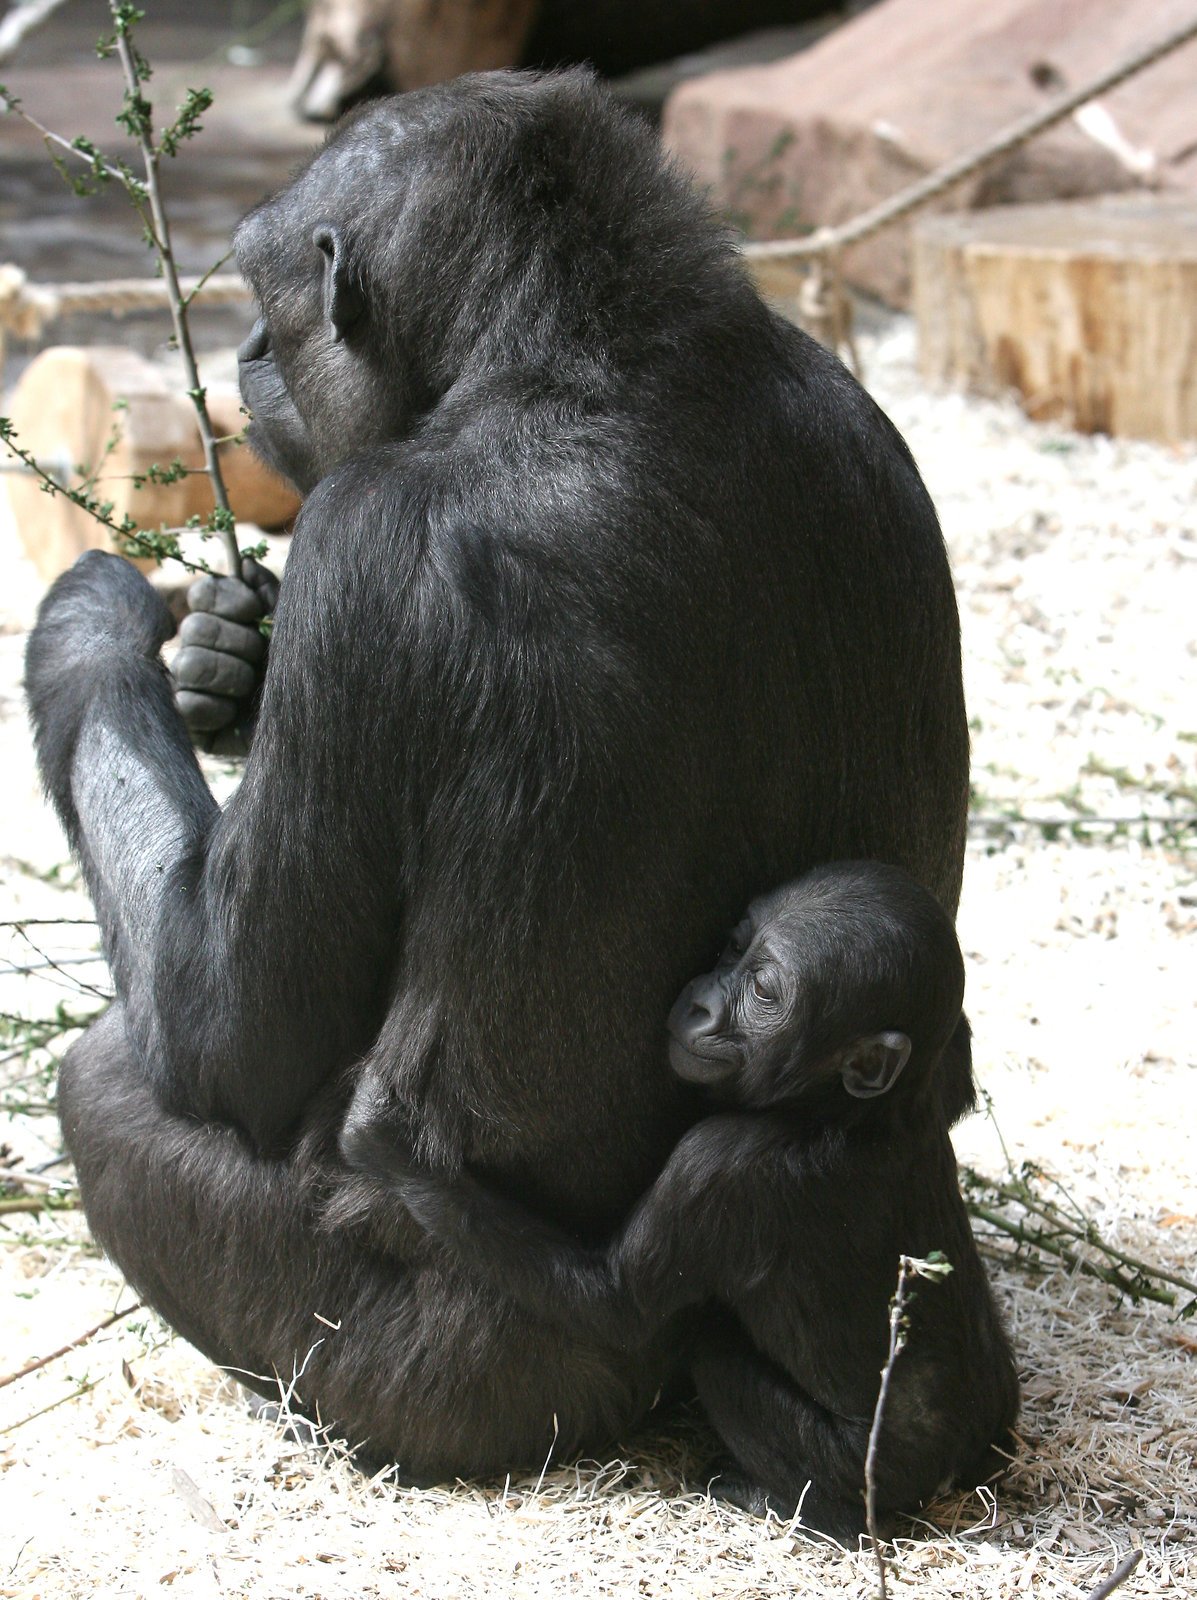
left=0, top=3, right=245, bottom=578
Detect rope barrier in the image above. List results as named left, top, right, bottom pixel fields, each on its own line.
left=741, top=11, right=1197, bottom=266
left=0, top=266, right=250, bottom=342
left=1, top=11, right=1195, bottom=361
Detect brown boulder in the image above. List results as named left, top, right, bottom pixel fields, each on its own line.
left=663, top=0, right=1197, bottom=305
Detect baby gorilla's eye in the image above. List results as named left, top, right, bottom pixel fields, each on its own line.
left=751, top=972, right=776, bottom=1004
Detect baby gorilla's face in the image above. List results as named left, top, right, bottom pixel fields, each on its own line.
left=666, top=906, right=800, bottom=1101
left=666, top=883, right=916, bottom=1113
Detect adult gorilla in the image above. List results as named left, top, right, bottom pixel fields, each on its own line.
left=25, top=71, right=968, bottom=1479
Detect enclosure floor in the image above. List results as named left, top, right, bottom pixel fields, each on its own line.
left=2, top=296, right=1195, bottom=1599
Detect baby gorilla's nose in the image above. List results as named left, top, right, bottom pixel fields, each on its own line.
left=668, top=978, right=723, bottom=1043
left=666, top=978, right=739, bottom=1084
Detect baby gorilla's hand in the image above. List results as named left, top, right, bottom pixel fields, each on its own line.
left=339, top=1088, right=474, bottom=1242
left=172, top=558, right=278, bottom=749
left=338, top=1111, right=422, bottom=1185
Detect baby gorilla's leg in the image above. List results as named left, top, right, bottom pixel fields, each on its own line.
left=692, top=1326, right=874, bottom=1540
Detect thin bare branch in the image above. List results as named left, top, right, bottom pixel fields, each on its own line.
left=1084, top=1549, right=1143, bottom=1600
left=8, top=925, right=112, bottom=1000
left=0, top=1302, right=142, bottom=1391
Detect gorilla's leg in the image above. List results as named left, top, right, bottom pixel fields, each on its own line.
left=691, top=1327, right=872, bottom=1539
left=27, top=551, right=400, bottom=1152
left=56, top=1005, right=350, bottom=1390
left=57, top=1008, right=658, bottom=1478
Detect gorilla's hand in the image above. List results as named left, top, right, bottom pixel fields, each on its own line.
left=172, top=559, right=278, bottom=747
left=342, top=1118, right=479, bottom=1242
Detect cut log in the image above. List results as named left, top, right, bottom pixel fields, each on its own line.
left=5, top=347, right=300, bottom=583
left=913, top=194, right=1197, bottom=442
left=663, top=0, right=1197, bottom=307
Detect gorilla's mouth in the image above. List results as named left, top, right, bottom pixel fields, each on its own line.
left=238, top=318, right=270, bottom=365
left=667, top=1035, right=739, bottom=1086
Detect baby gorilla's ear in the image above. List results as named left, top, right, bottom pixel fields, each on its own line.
left=839, top=1031, right=911, bottom=1099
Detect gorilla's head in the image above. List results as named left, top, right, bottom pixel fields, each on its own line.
left=234, top=69, right=730, bottom=493
left=666, top=862, right=967, bottom=1121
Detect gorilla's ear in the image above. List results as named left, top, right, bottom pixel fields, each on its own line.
left=312, top=225, right=365, bottom=342
left=839, top=1031, right=911, bottom=1099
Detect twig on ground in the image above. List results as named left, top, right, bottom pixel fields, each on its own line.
left=0, top=1192, right=80, bottom=1215
left=963, top=1167, right=1197, bottom=1312
left=0, top=919, right=98, bottom=929
left=3, top=956, right=108, bottom=975
left=0, top=1376, right=104, bottom=1433
left=1083, top=1548, right=1143, bottom=1600
left=0, top=1301, right=142, bottom=1390
left=0, top=1167, right=71, bottom=1191
left=7, top=924, right=111, bottom=1000
left=0, top=1006, right=97, bottom=1036
left=863, top=1253, right=954, bottom=1599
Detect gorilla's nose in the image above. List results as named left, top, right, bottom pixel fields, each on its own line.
left=683, top=995, right=717, bottom=1032
left=238, top=318, right=270, bottom=363
left=667, top=980, right=725, bottom=1045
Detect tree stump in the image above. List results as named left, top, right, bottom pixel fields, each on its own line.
left=913, top=195, right=1197, bottom=443
left=5, top=346, right=300, bottom=583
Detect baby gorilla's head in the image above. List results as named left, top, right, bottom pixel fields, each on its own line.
left=667, top=862, right=965, bottom=1116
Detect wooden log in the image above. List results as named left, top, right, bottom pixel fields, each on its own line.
left=5, top=346, right=300, bottom=583
left=913, top=195, right=1197, bottom=443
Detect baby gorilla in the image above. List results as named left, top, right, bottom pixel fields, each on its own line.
left=346, top=862, right=1018, bottom=1536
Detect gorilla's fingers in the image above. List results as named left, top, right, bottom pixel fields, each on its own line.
left=173, top=646, right=258, bottom=700
left=186, top=573, right=266, bottom=624
left=178, top=610, right=268, bottom=664
left=175, top=571, right=273, bottom=747
left=240, top=559, right=280, bottom=612
left=175, top=687, right=239, bottom=732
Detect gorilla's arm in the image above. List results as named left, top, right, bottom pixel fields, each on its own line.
left=345, top=1113, right=790, bottom=1346
left=25, top=519, right=400, bottom=1150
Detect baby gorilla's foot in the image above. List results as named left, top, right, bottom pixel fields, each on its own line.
left=702, top=1461, right=774, bottom=1519
left=244, top=1387, right=326, bottom=1449
left=704, top=1459, right=877, bottom=1544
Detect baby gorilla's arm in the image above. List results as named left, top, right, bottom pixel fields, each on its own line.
left=342, top=1112, right=787, bottom=1348
left=342, top=1114, right=645, bottom=1346
left=407, top=1166, right=646, bottom=1348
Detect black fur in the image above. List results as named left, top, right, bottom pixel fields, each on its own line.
left=25, top=72, right=969, bottom=1479
left=357, top=864, right=1018, bottom=1535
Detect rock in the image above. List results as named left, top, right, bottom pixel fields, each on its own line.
left=663, top=0, right=1197, bottom=305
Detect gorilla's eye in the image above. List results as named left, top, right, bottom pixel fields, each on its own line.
left=751, top=972, right=776, bottom=1004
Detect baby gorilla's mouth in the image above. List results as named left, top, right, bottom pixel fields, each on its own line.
left=667, top=1034, right=739, bottom=1085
